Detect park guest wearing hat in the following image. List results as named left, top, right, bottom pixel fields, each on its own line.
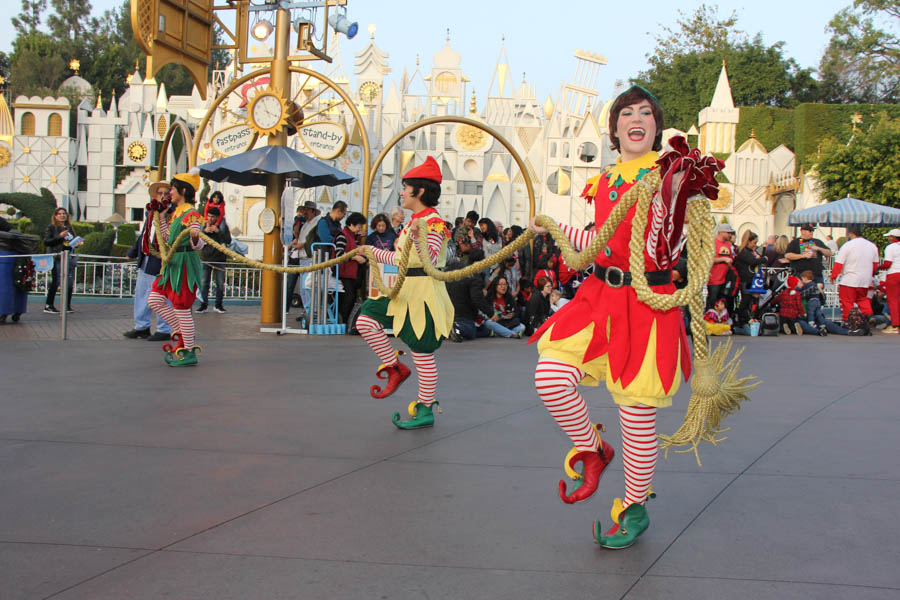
left=355, top=156, right=454, bottom=429
left=147, top=170, right=207, bottom=366
left=123, top=179, right=174, bottom=341
left=879, top=228, right=900, bottom=333
left=285, top=200, right=322, bottom=320
left=785, top=224, right=832, bottom=285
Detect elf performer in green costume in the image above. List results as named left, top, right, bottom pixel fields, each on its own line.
left=147, top=171, right=206, bottom=367
left=356, top=156, right=454, bottom=429
left=530, top=86, right=724, bottom=549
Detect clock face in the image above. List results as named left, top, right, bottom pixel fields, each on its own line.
left=253, top=95, right=283, bottom=129
left=359, top=81, right=379, bottom=103
left=127, top=141, right=148, bottom=162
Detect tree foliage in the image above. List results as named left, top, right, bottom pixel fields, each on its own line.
left=6, top=0, right=228, bottom=101
left=819, top=0, right=900, bottom=103
left=813, top=113, right=900, bottom=207
left=11, top=0, right=48, bottom=36
left=648, top=3, right=746, bottom=68
left=635, top=34, right=820, bottom=131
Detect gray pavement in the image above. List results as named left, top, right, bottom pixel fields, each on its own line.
left=1, top=301, right=900, bottom=599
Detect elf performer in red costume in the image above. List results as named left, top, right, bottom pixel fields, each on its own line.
left=356, top=157, right=454, bottom=429
left=530, top=86, right=723, bottom=549
left=147, top=171, right=206, bottom=367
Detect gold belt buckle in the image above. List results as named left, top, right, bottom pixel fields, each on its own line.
left=604, top=266, right=625, bottom=288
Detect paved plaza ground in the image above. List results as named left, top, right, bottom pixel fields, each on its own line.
left=1, top=300, right=899, bottom=599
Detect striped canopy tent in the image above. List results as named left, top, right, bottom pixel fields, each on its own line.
left=789, top=196, right=900, bottom=227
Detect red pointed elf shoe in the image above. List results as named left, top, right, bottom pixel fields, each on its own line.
left=370, top=361, right=411, bottom=398
left=161, top=332, right=184, bottom=354
left=558, top=438, right=615, bottom=504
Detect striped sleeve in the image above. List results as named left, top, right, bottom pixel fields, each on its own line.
left=335, top=232, right=348, bottom=257
left=559, top=223, right=594, bottom=251
left=425, top=229, right=443, bottom=265
left=372, top=248, right=397, bottom=266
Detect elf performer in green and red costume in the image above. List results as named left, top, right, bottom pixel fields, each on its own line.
left=529, top=86, right=723, bottom=549
left=147, top=171, right=206, bottom=367
left=356, top=156, right=454, bottom=429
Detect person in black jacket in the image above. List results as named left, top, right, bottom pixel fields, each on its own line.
left=734, top=230, right=767, bottom=326
left=124, top=182, right=174, bottom=341
left=524, top=275, right=553, bottom=335
left=43, top=207, right=76, bottom=314
left=446, top=249, right=492, bottom=341
left=197, top=205, right=232, bottom=314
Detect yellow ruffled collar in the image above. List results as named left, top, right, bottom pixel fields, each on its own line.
left=169, top=203, right=192, bottom=223
left=607, top=151, right=659, bottom=185
left=584, top=151, right=659, bottom=199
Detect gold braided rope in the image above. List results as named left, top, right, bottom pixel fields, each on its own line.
left=152, top=172, right=758, bottom=461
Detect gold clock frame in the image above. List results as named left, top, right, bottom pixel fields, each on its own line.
left=246, top=87, right=290, bottom=137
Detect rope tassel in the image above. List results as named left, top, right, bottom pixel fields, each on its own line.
left=657, top=338, right=760, bottom=465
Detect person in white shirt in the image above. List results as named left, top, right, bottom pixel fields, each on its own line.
left=879, top=228, right=900, bottom=333
left=824, top=234, right=839, bottom=254
left=830, top=226, right=879, bottom=323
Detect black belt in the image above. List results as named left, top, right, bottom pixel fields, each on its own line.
left=593, top=265, right=671, bottom=288
left=406, top=267, right=442, bottom=277
left=175, top=245, right=194, bottom=253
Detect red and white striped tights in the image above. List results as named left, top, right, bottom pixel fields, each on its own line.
left=356, top=315, right=437, bottom=405
left=534, top=358, right=658, bottom=507
left=148, top=292, right=196, bottom=349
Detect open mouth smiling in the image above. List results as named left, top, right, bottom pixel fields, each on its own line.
left=627, top=127, right=646, bottom=141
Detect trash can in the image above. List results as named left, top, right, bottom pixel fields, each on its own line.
left=0, top=231, right=40, bottom=322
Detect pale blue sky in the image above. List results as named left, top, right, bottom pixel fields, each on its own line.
left=3, top=0, right=853, bottom=102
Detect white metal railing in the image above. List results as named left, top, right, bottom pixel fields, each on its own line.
left=29, top=257, right=262, bottom=299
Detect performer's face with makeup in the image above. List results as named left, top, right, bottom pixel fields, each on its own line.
left=615, top=100, right=656, bottom=161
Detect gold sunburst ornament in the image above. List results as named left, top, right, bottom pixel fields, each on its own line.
left=0, top=144, right=11, bottom=167
left=127, top=141, right=148, bottom=162
left=456, top=123, right=486, bottom=151
left=247, top=87, right=290, bottom=137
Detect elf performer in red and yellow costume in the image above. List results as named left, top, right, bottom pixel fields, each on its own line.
left=530, top=86, right=724, bottom=549
left=356, top=157, right=454, bottom=429
left=147, top=171, right=206, bottom=367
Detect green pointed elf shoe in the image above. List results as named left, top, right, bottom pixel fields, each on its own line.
left=164, top=347, right=199, bottom=367
left=392, top=401, right=439, bottom=430
left=593, top=502, right=650, bottom=549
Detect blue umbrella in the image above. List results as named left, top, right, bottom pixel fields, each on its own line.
left=198, top=145, right=356, bottom=188
left=789, top=196, right=900, bottom=227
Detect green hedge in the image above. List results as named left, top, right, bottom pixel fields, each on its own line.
left=8, top=217, right=33, bottom=234
left=76, top=229, right=116, bottom=257
left=735, top=106, right=795, bottom=155
left=0, top=188, right=57, bottom=232
left=70, top=221, right=96, bottom=238
left=731, top=103, right=900, bottom=173
left=116, top=223, right=137, bottom=246
left=794, top=104, right=900, bottom=168
left=110, top=243, right=131, bottom=257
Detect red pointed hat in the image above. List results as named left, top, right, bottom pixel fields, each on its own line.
left=403, top=156, right=442, bottom=183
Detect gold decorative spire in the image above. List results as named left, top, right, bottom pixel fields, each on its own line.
left=446, top=28, right=450, bottom=42
left=415, top=54, right=419, bottom=67
left=96, top=90, right=102, bottom=109
left=750, top=128, right=756, bottom=138
left=69, top=59, right=80, bottom=75
left=543, top=95, right=554, bottom=119
left=470, top=89, right=477, bottom=114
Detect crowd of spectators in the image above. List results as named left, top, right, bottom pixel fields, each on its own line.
left=702, top=222, right=897, bottom=338
left=286, top=201, right=900, bottom=341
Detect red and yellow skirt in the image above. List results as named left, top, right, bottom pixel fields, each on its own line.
left=530, top=275, right=691, bottom=408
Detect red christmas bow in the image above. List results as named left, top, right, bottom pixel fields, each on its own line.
left=646, top=136, right=724, bottom=270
